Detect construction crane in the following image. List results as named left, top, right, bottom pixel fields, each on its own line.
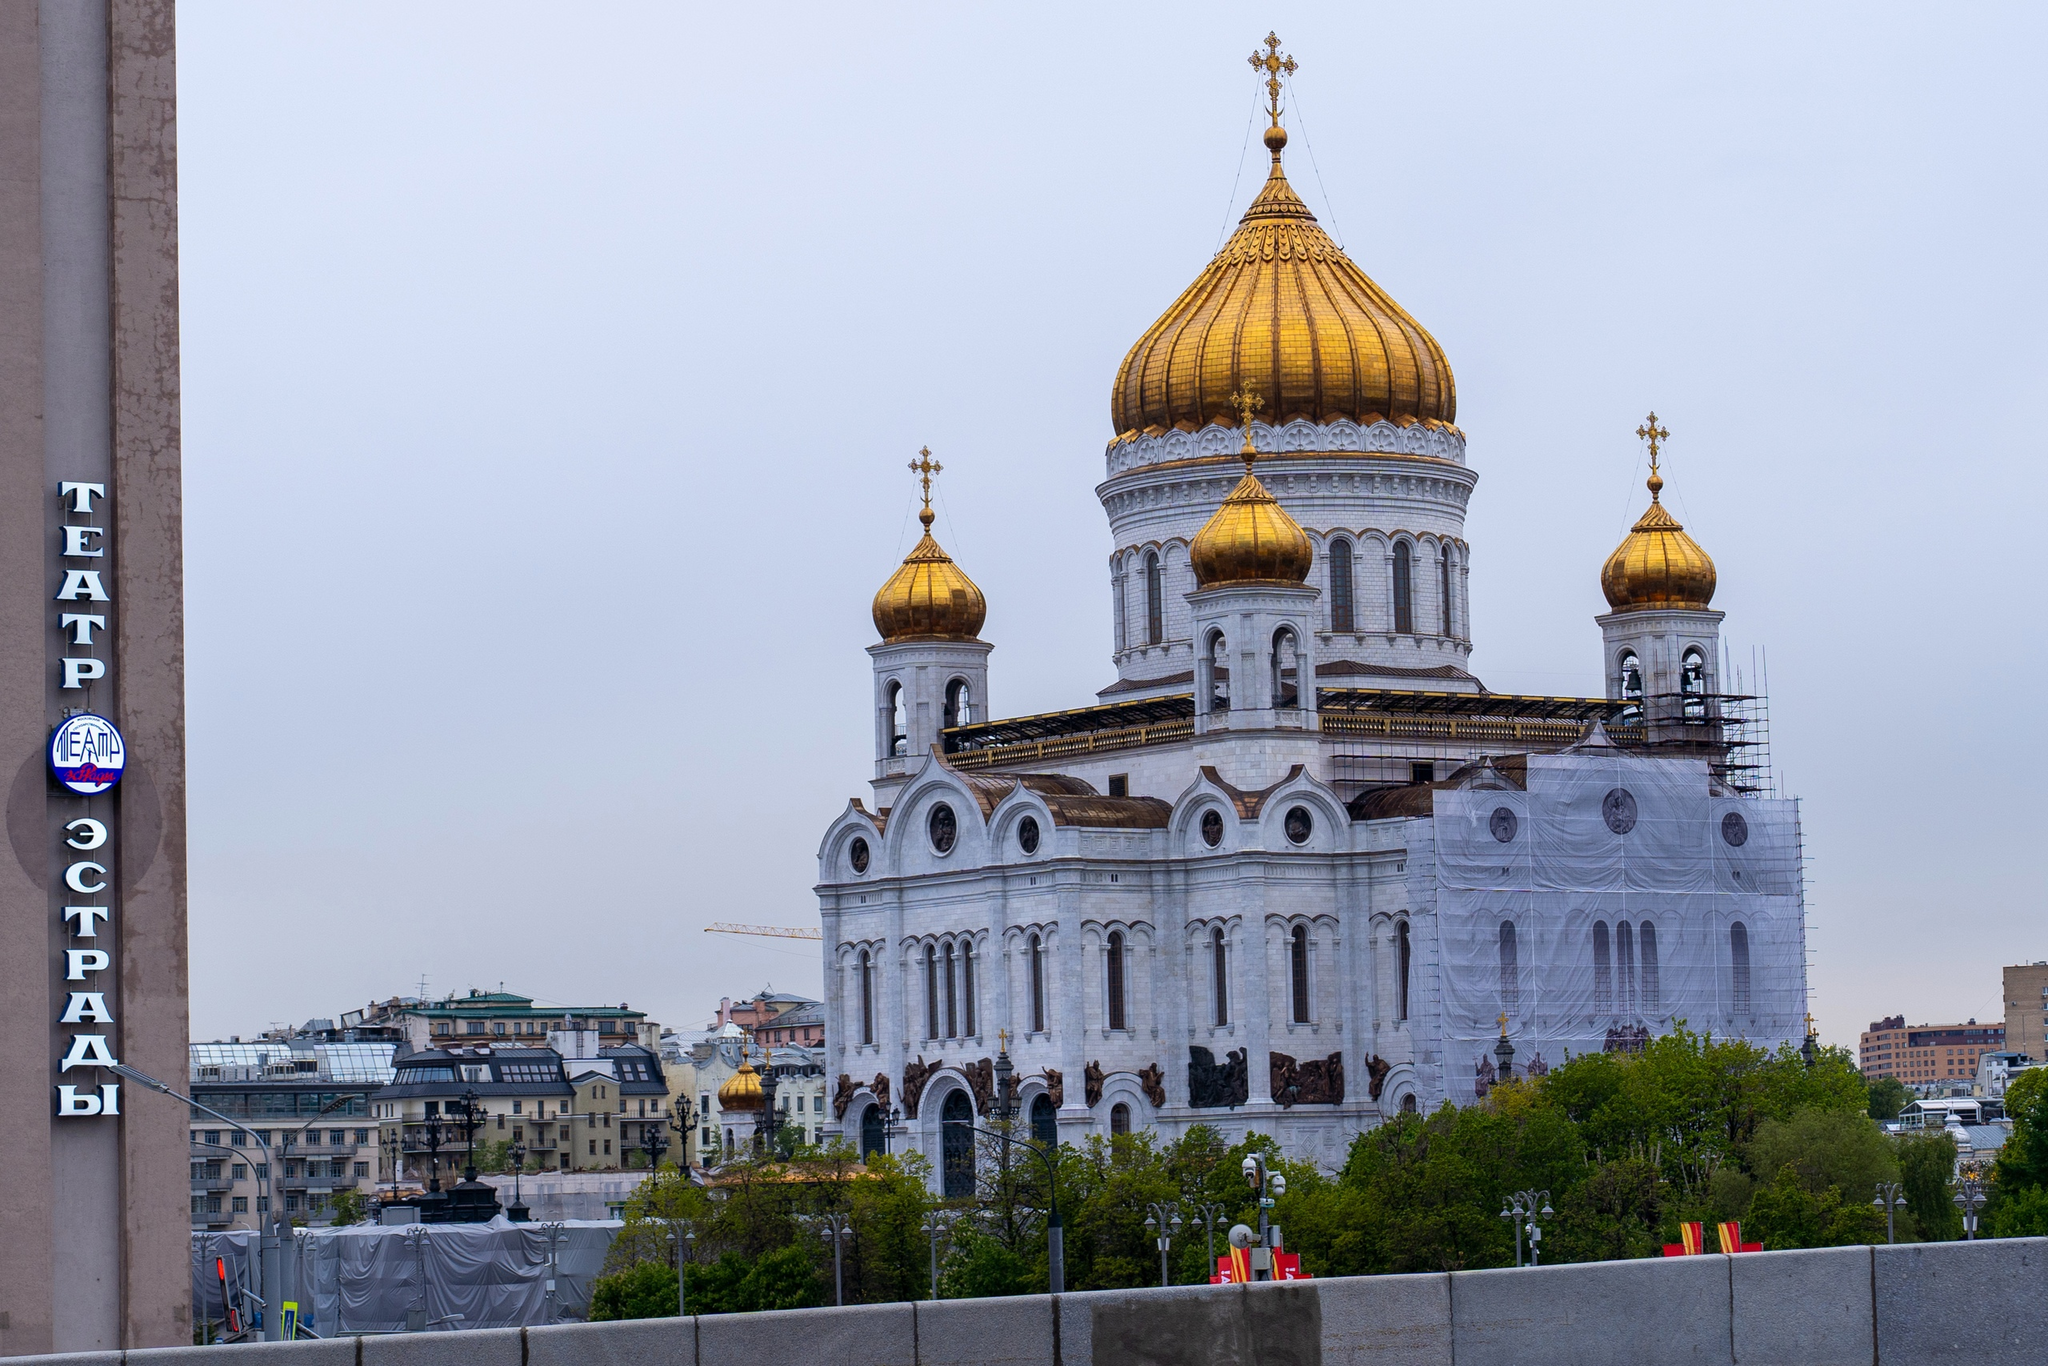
left=704, top=922, right=822, bottom=941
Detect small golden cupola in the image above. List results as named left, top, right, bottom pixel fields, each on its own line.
left=717, top=1055, right=765, bottom=1113
left=1111, top=34, right=1456, bottom=440
left=1191, top=392, right=1315, bottom=588
left=872, top=448, right=987, bottom=642
left=1601, top=413, right=1717, bottom=612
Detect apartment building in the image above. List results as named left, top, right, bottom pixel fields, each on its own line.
left=2003, top=963, right=2048, bottom=1063
left=188, top=1035, right=395, bottom=1231
left=1860, top=1016, right=2005, bottom=1092
left=342, top=989, right=660, bottom=1052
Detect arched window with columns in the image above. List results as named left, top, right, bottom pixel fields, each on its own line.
left=1144, top=551, right=1163, bottom=645
left=1329, top=538, right=1355, bottom=631
left=859, top=949, right=874, bottom=1046
left=924, top=945, right=939, bottom=1039
left=1731, top=922, right=1751, bottom=1011
left=1441, top=545, right=1454, bottom=635
left=962, top=940, right=977, bottom=1037
left=1210, top=927, right=1229, bottom=1026
left=1593, top=921, right=1612, bottom=1012
left=1498, top=921, right=1520, bottom=1016
left=1392, top=542, right=1414, bottom=634
left=1396, top=920, right=1412, bottom=1021
left=1639, top=920, right=1660, bottom=1011
left=1106, top=931, right=1128, bottom=1030
left=1029, top=933, right=1046, bottom=1033
left=1290, top=925, right=1311, bottom=1023
left=943, top=942, right=958, bottom=1038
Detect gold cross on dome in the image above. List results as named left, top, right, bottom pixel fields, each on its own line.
left=1248, top=32, right=1297, bottom=126
left=1228, top=389, right=1264, bottom=464
left=1635, top=412, right=1670, bottom=471
left=908, top=446, right=943, bottom=510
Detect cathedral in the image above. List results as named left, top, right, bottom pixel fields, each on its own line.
left=816, top=40, right=1807, bottom=1190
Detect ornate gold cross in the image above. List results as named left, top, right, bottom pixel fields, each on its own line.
left=1497, top=1011, right=1509, bottom=1039
left=1228, top=389, right=1264, bottom=464
left=1248, top=32, right=1297, bottom=126
left=908, top=446, right=942, bottom=511
left=998, top=1028, right=1010, bottom=1051
left=1635, top=412, right=1670, bottom=470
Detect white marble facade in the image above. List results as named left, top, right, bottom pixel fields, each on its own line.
left=816, top=414, right=1807, bottom=1181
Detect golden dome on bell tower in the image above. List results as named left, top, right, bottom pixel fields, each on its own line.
left=872, top=448, right=988, bottom=642
left=1601, top=413, right=1717, bottom=612
left=718, top=1056, right=765, bottom=1113
left=1190, top=393, right=1314, bottom=588
left=1111, top=35, right=1456, bottom=441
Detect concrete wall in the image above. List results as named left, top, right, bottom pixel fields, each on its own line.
left=17, top=1238, right=2048, bottom=1365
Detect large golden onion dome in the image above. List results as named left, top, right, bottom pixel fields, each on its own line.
left=1111, top=121, right=1456, bottom=440
left=872, top=449, right=987, bottom=642
left=1191, top=410, right=1314, bottom=588
left=717, top=1058, right=765, bottom=1113
left=1601, top=455, right=1716, bottom=612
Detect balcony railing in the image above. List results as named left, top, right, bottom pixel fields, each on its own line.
left=190, top=1178, right=235, bottom=1193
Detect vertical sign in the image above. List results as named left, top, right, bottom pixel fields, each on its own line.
left=51, top=480, right=123, bottom=1118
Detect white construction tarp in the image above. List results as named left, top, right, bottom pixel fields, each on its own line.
left=1432, top=748, right=1805, bottom=1099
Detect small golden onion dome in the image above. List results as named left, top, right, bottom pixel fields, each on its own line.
left=871, top=505, right=988, bottom=642
left=1601, top=469, right=1717, bottom=611
left=717, top=1059, right=765, bottom=1113
left=1111, top=122, right=1456, bottom=439
left=1191, top=434, right=1314, bottom=588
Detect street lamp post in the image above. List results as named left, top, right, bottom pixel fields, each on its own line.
left=640, top=1122, right=670, bottom=1172
left=667, top=1094, right=696, bottom=1169
left=921, top=1207, right=954, bottom=1301
left=953, top=1120, right=1063, bottom=1294
left=506, top=1143, right=530, bottom=1222
left=1143, top=1203, right=1184, bottom=1287
left=1955, top=1172, right=1988, bottom=1240
left=1498, top=1190, right=1553, bottom=1267
left=811, top=1212, right=852, bottom=1306
left=110, top=1062, right=286, bottom=1342
left=1188, top=1202, right=1226, bottom=1278
left=665, top=1221, right=695, bottom=1317
left=1873, top=1182, right=1906, bottom=1244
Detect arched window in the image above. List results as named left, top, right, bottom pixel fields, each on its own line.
left=888, top=682, right=907, bottom=757
left=1030, top=1093, right=1057, bottom=1147
left=1114, top=568, right=1128, bottom=650
left=1593, top=921, right=1612, bottom=1012
left=1731, top=922, right=1751, bottom=1011
left=859, top=1103, right=884, bottom=1158
left=1106, top=931, right=1127, bottom=1031
left=925, top=945, right=939, bottom=1039
left=962, top=940, right=977, bottom=1037
left=1329, top=539, right=1355, bottom=632
left=1272, top=627, right=1300, bottom=708
left=859, top=949, right=874, bottom=1046
left=1211, top=927, right=1229, bottom=1026
left=1144, top=551, right=1163, bottom=645
left=1029, top=934, right=1046, bottom=1033
left=1681, top=648, right=1707, bottom=721
left=944, top=678, right=972, bottom=729
left=1441, top=546, right=1454, bottom=636
left=1498, top=921, right=1519, bottom=1016
left=1616, top=920, right=1636, bottom=1015
left=1110, top=1102, right=1131, bottom=1136
left=1396, top=920, right=1412, bottom=1022
left=943, top=942, right=958, bottom=1038
left=1639, top=920, right=1660, bottom=1011
left=941, top=1090, right=974, bottom=1198
left=1207, top=629, right=1230, bottom=712
left=1618, top=652, right=1643, bottom=723
left=1392, top=542, right=1414, bottom=634
left=1290, top=925, right=1311, bottom=1023
left=1400, top=1094, right=1418, bottom=1115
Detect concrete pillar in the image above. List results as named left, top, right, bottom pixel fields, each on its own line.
left=0, top=2, right=188, bottom=1353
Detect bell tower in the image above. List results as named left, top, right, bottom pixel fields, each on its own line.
left=868, top=449, right=991, bottom=805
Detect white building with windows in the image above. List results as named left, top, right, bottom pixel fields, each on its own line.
left=817, top=91, right=1807, bottom=1192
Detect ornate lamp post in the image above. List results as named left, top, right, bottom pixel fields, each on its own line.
left=1188, top=1201, right=1227, bottom=1278
left=667, top=1094, right=696, bottom=1168
left=810, top=1211, right=853, bottom=1306
left=1499, top=1190, right=1552, bottom=1266
left=506, top=1142, right=530, bottom=1222
left=1143, top=1203, right=1184, bottom=1287
left=1955, top=1172, right=1988, bottom=1239
left=420, top=1116, right=446, bottom=1194
left=454, top=1088, right=486, bottom=1182
left=921, top=1207, right=955, bottom=1301
left=665, top=1221, right=695, bottom=1317
left=639, top=1121, right=670, bottom=1172
left=1873, top=1181, right=1906, bottom=1244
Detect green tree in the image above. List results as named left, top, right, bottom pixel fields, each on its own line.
left=327, top=1188, right=368, bottom=1227
left=1745, top=1165, right=1883, bottom=1249
left=1894, top=1129, right=1962, bottom=1241
left=1992, top=1069, right=2048, bottom=1193
left=589, top=1261, right=679, bottom=1321
left=683, top=1246, right=823, bottom=1314
left=1866, top=1076, right=1910, bottom=1123
left=1747, top=1107, right=1898, bottom=1202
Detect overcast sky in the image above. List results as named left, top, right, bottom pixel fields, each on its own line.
left=176, top=3, right=2045, bottom=1049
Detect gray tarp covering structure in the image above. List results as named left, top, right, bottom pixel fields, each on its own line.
left=191, top=1231, right=257, bottom=1333
left=194, top=1220, right=619, bottom=1336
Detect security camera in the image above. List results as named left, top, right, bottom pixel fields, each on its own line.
left=1271, top=1173, right=1286, bottom=1197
